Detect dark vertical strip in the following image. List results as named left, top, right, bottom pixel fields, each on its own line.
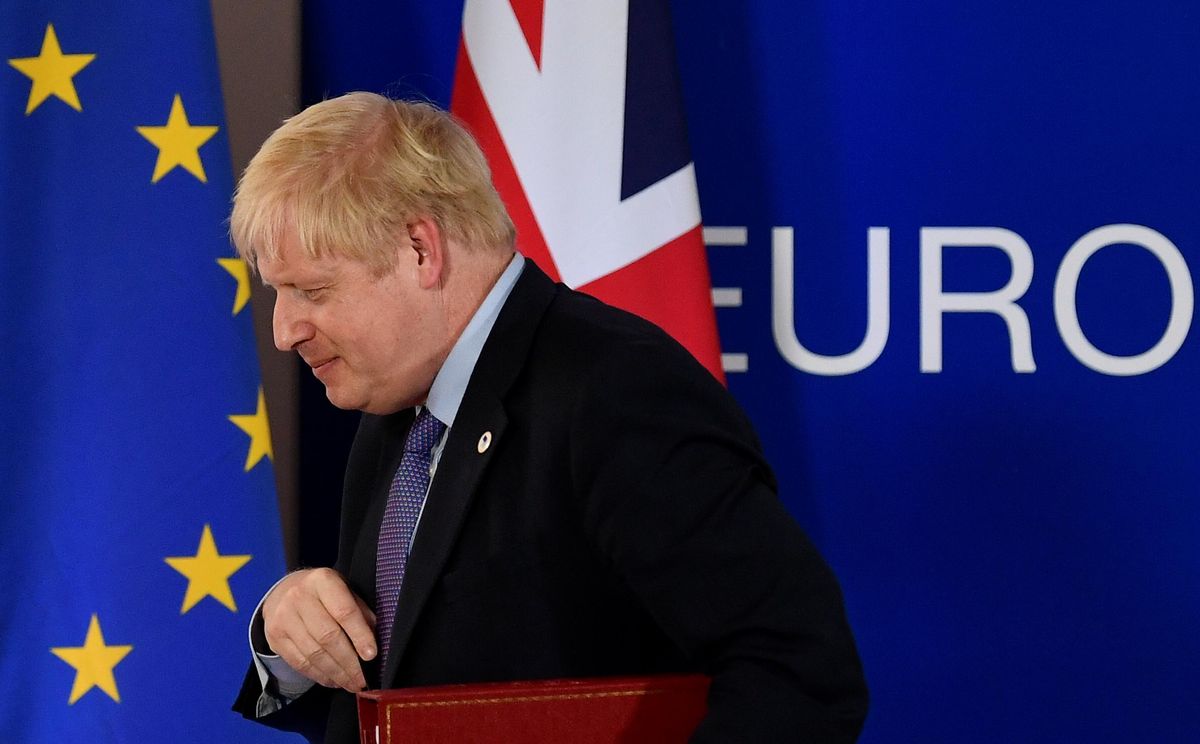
left=621, top=0, right=693, bottom=201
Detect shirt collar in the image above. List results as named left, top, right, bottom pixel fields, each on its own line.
left=424, top=253, right=525, bottom=427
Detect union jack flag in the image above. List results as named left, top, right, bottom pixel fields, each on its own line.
left=452, top=0, right=724, bottom=381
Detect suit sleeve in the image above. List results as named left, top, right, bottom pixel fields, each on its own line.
left=569, top=338, right=869, bottom=742
left=231, top=662, right=333, bottom=743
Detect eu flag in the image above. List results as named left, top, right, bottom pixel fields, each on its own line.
left=0, top=3, right=289, bottom=741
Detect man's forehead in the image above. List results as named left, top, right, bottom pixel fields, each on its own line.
left=257, top=220, right=323, bottom=281
left=258, top=249, right=337, bottom=287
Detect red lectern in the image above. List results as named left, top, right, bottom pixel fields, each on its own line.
left=357, top=674, right=710, bottom=743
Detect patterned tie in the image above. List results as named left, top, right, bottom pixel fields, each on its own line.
left=376, top=408, right=446, bottom=669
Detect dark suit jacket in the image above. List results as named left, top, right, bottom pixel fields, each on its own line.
left=234, top=262, right=868, bottom=742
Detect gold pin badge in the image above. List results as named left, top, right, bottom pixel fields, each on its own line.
left=477, top=431, right=492, bottom=454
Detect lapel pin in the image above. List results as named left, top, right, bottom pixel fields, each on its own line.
left=477, top=431, right=492, bottom=454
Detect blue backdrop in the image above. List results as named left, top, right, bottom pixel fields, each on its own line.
left=300, top=2, right=1199, bottom=740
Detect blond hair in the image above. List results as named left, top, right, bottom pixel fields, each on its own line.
left=230, top=92, right=515, bottom=273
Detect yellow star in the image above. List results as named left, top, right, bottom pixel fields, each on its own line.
left=135, top=94, right=219, bottom=183
left=7, top=24, right=96, bottom=115
left=50, top=615, right=133, bottom=705
left=217, top=258, right=251, bottom=315
left=164, top=524, right=252, bottom=613
left=229, top=386, right=272, bottom=471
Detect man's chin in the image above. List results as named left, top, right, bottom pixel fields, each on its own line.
left=323, top=386, right=364, bottom=411
left=323, top=381, right=414, bottom=415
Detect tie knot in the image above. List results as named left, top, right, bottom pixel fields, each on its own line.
left=405, top=408, right=445, bottom=455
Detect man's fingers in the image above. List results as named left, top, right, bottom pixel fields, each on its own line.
left=352, top=595, right=376, bottom=628
left=317, top=577, right=378, bottom=662
left=268, top=614, right=349, bottom=690
left=266, top=601, right=357, bottom=690
left=282, top=567, right=377, bottom=662
left=261, top=568, right=374, bottom=691
left=297, top=611, right=368, bottom=692
left=271, top=636, right=338, bottom=689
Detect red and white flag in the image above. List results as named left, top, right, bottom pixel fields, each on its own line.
left=451, top=0, right=725, bottom=382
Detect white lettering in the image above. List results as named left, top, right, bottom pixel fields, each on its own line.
left=920, top=227, right=1036, bottom=373
left=721, top=353, right=749, bottom=373
left=707, top=227, right=750, bottom=373
left=772, top=227, right=890, bottom=375
left=1054, top=224, right=1193, bottom=375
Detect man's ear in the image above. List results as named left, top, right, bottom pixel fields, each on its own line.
left=405, top=216, right=445, bottom=290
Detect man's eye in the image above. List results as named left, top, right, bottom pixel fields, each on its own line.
left=300, top=287, right=326, bottom=301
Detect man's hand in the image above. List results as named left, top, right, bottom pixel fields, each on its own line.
left=262, top=568, right=377, bottom=693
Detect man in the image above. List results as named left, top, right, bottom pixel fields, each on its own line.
left=231, top=92, right=868, bottom=743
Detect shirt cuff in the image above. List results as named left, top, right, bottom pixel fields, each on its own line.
left=248, top=575, right=317, bottom=715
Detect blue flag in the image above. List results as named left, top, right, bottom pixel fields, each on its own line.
left=0, top=3, right=289, bottom=741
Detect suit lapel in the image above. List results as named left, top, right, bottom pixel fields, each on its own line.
left=379, top=260, right=559, bottom=686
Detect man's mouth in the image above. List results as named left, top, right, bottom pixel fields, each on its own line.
left=308, top=357, right=338, bottom=377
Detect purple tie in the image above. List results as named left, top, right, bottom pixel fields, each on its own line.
left=376, top=408, right=446, bottom=668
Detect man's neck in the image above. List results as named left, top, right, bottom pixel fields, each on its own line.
left=441, top=249, right=516, bottom=349
left=422, top=252, right=524, bottom=427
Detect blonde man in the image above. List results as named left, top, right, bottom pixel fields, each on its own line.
left=231, top=93, right=867, bottom=743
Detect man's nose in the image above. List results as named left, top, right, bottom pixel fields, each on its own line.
left=272, top=294, right=312, bottom=351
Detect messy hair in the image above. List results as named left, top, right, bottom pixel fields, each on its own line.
left=230, top=92, right=515, bottom=273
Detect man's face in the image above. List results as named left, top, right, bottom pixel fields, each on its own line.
left=257, top=226, right=443, bottom=414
